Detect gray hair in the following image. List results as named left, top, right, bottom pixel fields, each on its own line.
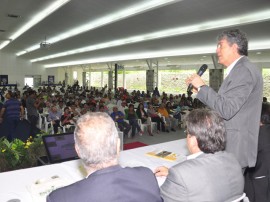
left=217, top=29, right=248, bottom=56
left=186, top=109, right=226, bottom=153
left=74, top=112, right=119, bottom=169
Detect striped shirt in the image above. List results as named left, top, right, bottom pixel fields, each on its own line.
left=3, top=98, right=21, bottom=119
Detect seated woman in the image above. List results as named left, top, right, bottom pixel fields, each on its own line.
left=125, top=104, right=143, bottom=138
left=158, top=103, right=177, bottom=132
left=136, top=103, right=153, bottom=136
left=166, top=101, right=181, bottom=123
left=147, top=104, right=165, bottom=133
left=61, top=107, right=75, bottom=132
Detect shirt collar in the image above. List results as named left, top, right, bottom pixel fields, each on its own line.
left=225, top=56, right=243, bottom=76
left=187, top=151, right=203, bottom=160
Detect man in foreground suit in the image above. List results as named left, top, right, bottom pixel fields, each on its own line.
left=155, top=109, right=244, bottom=202
left=47, top=112, right=163, bottom=202
left=186, top=29, right=263, bottom=168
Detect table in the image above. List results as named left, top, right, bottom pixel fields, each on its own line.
left=0, top=139, right=188, bottom=202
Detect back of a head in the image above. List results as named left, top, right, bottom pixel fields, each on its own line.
left=74, top=112, right=119, bottom=169
left=186, top=109, right=226, bottom=153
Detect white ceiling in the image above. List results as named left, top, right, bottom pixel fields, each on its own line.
left=1, top=0, right=270, bottom=70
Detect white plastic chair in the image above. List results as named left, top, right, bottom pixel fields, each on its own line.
left=231, top=193, right=248, bottom=202
left=44, top=115, right=54, bottom=134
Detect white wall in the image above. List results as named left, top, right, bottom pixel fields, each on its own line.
left=0, top=51, right=47, bottom=87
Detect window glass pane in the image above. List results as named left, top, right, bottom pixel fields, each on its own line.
left=125, top=70, right=146, bottom=91
left=91, top=72, right=102, bottom=87
left=117, top=70, right=124, bottom=88
left=103, top=71, right=108, bottom=87
left=263, top=68, right=270, bottom=100
left=159, top=69, right=209, bottom=94
left=73, top=71, right=77, bottom=80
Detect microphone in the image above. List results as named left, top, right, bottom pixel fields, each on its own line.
left=187, top=64, right=208, bottom=92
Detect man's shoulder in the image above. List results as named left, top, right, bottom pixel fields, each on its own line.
left=173, top=151, right=239, bottom=170
left=235, top=56, right=262, bottom=77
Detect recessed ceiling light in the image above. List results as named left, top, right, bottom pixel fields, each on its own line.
left=256, top=52, right=262, bottom=55
left=202, top=55, right=207, bottom=58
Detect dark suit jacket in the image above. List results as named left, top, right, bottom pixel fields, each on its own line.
left=160, top=152, right=244, bottom=202
left=197, top=56, right=263, bottom=167
left=47, top=165, right=163, bottom=202
left=244, top=124, right=270, bottom=202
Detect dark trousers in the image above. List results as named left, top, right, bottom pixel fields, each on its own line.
left=117, top=121, right=131, bottom=137
left=28, top=115, right=39, bottom=137
left=7, top=118, right=20, bottom=141
left=52, top=120, right=60, bottom=134
left=151, top=117, right=165, bottom=131
left=129, top=119, right=141, bottom=137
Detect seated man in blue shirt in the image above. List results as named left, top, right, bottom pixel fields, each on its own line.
left=111, top=106, right=131, bottom=137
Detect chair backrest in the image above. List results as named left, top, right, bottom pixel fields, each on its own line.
left=231, top=193, right=247, bottom=202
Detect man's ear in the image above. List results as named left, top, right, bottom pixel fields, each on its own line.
left=75, top=144, right=80, bottom=157
left=188, top=135, right=199, bottom=152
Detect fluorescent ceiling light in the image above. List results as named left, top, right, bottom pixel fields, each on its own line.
left=0, top=0, right=70, bottom=50
left=44, top=40, right=270, bottom=68
left=16, top=0, right=181, bottom=56
left=32, top=9, right=270, bottom=63
left=44, top=46, right=215, bottom=68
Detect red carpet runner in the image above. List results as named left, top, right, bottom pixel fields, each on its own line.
left=123, top=142, right=148, bottom=150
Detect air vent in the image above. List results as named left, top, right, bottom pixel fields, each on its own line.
left=0, top=30, right=6, bottom=32
left=7, top=14, right=21, bottom=18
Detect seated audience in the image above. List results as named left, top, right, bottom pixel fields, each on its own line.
left=48, top=106, right=62, bottom=133
left=47, top=112, right=163, bottom=202
left=147, top=104, right=165, bottom=133
left=61, top=107, right=75, bottom=132
left=125, top=104, right=144, bottom=137
left=136, top=103, right=153, bottom=136
left=158, top=103, right=176, bottom=132
left=98, top=104, right=109, bottom=115
left=111, top=106, right=131, bottom=137
left=166, top=102, right=180, bottom=124
left=155, top=109, right=244, bottom=201
left=244, top=102, right=270, bottom=202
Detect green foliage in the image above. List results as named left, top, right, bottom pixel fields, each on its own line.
left=0, top=131, right=48, bottom=172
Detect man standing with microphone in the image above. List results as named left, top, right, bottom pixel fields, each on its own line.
left=186, top=29, right=263, bottom=170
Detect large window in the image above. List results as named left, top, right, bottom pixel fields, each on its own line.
left=91, top=72, right=102, bottom=87
left=159, top=69, right=209, bottom=94
left=103, top=71, right=108, bottom=87
left=263, top=68, right=270, bottom=100
left=117, top=70, right=124, bottom=88
left=125, top=70, right=146, bottom=91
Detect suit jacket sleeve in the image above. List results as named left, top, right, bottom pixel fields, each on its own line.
left=160, top=167, right=188, bottom=202
left=197, top=62, right=257, bottom=120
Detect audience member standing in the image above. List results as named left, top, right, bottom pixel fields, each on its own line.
left=26, top=90, right=40, bottom=136
left=47, top=112, right=163, bottom=202
left=155, top=109, right=244, bottom=201
left=186, top=29, right=263, bottom=169
left=0, top=92, right=24, bottom=141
